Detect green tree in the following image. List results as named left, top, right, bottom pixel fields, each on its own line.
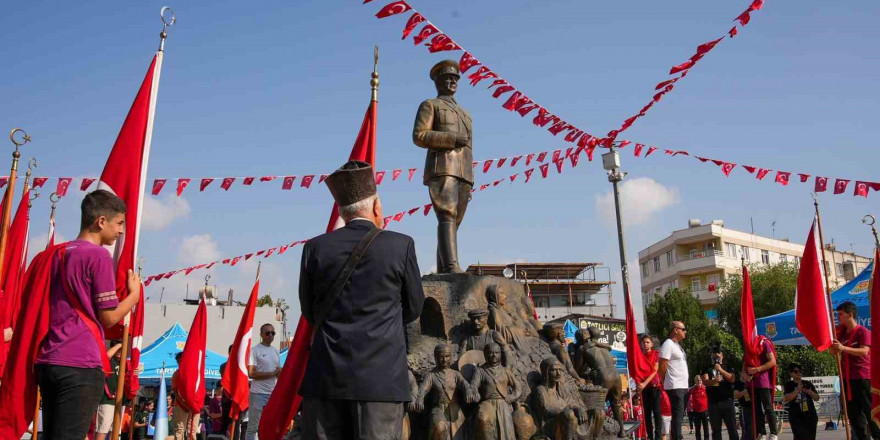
left=257, top=294, right=274, bottom=307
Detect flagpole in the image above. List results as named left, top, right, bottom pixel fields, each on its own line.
left=21, top=158, right=36, bottom=198
left=863, top=215, right=880, bottom=249
left=0, top=128, right=30, bottom=287
left=743, top=257, right=758, bottom=440
left=813, top=195, right=852, bottom=440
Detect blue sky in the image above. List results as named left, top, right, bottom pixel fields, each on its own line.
left=2, top=0, right=878, bottom=335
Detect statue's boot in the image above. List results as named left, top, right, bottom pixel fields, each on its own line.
left=438, top=221, right=464, bottom=273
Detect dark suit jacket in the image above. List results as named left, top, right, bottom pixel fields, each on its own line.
left=412, top=95, right=474, bottom=185
left=298, top=220, right=425, bottom=401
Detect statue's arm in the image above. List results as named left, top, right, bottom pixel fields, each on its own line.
left=507, top=370, right=522, bottom=403
left=413, top=100, right=457, bottom=150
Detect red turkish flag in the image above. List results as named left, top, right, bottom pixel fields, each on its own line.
left=625, top=263, right=653, bottom=384
left=230, top=256, right=242, bottom=266
left=245, top=253, right=254, bottom=260
left=537, top=152, right=548, bottom=163
left=509, top=174, right=518, bottom=182
left=696, top=156, right=710, bottom=163
left=756, top=168, right=771, bottom=180
left=496, top=158, right=507, bottom=168
left=524, top=168, right=535, bottom=183
left=645, top=147, right=658, bottom=157
left=539, top=163, right=550, bottom=178
left=655, top=78, right=678, bottom=90
left=319, top=174, right=329, bottom=184
left=516, top=103, right=540, bottom=117
left=795, top=218, right=833, bottom=351
left=177, top=178, right=191, bottom=196
left=375, top=171, right=386, bottom=185
left=221, top=177, right=235, bottom=191
left=814, top=176, right=828, bottom=192
left=243, top=177, right=255, bottom=185
left=0, top=177, right=7, bottom=188
left=33, top=177, right=48, bottom=188
left=729, top=26, right=738, bottom=38
left=177, top=298, right=207, bottom=413
left=502, top=92, right=531, bottom=111
left=569, top=152, right=580, bottom=167
left=428, top=34, right=461, bottom=53
left=375, top=1, right=411, bottom=19
left=459, top=52, right=480, bottom=74
left=413, top=24, right=440, bottom=45
left=301, top=175, right=314, bottom=188
left=742, top=165, right=757, bottom=174
left=721, top=162, right=736, bottom=176
left=482, top=160, right=493, bottom=173
left=633, top=144, right=644, bottom=157
left=548, top=121, right=573, bottom=136
left=853, top=181, right=869, bottom=198
left=282, top=176, right=296, bottom=190
left=80, top=178, right=96, bottom=191
left=0, top=191, right=32, bottom=373
left=565, top=129, right=583, bottom=144
left=869, top=249, right=880, bottom=429
left=526, top=154, right=535, bottom=166
left=393, top=211, right=406, bottom=222
left=551, top=150, right=562, bottom=162
left=696, top=37, right=724, bottom=56
left=200, top=178, right=214, bottom=192
left=775, top=171, right=791, bottom=186
left=407, top=207, right=419, bottom=216
left=408, top=168, right=417, bottom=181
left=479, top=184, right=490, bottom=191
left=55, top=178, right=72, bottom=197
left=833, top=179, right=849, bottom=194
left=736, top=9, right=752, bottom=26
left=392, top=169, right=402, bottom=181
left=423, top=204, right=433, bottom=216
left=260, top=176, right=277, bottom=182
left=798, top=173, right=810, bottom=183
left=401, top=13, right=425, bottom=40
left=151, top=179, right=167, bottom=195
left=532, top=108, right=558, bottom=128
left=490, top=85, right=513, bottom=99
left=554, top=160, right=564, bottom=174
left=467, top=66, right=497, bottom=86
left=510, top=155, right=523, bottom=167
left=221, top=274, right=256, bottom=420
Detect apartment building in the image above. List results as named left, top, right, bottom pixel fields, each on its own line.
left=638, top=219, right=871, bottom=314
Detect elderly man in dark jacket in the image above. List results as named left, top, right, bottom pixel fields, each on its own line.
left=299, top=160, right=426, bottom=439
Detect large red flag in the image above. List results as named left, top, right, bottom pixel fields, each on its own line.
left=0, top=190, right=32, bottom=373
left=97, top=52, right=163, bottom=340
left=260, top=99, right=377, bottom=440
left=741, top=264, right=777, bottom=389
left=222, top=279, right=259, bottom=420
left=870, top=248, right=879, bottom=429
left=625, top=285, right=653, bottom=384
left=125, top=283, right=146, bottom=400
left=795, top=218, right=833, bottom=351
left=176, top=297, right=207, bottom=413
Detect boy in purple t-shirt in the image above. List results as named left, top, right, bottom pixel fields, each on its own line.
left=745, top=339, right=777, bottom=440
left=831, top=301, right=878, bottom=440
left=34, top=190, right=141, bottom=440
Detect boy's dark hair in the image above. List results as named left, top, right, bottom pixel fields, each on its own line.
left=836, top=301, right=857, bottom=317
left=788, top=362, right=803, bottom=372
left=81, top=189, right=127, bottom=230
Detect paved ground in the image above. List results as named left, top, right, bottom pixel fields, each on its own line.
left=676, top=421, right=848, bottom=440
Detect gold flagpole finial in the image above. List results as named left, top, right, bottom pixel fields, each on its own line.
left=371, top=45, right=379, bottom=102
left=28, top=189, right=39, bottom=209
left=49, top=192, right=60, bottom=215
left=862, top=215, right=879, bottom=248
left=23, top=157, right=37, bottom=195
left=159, top=6, right=176, bottom=52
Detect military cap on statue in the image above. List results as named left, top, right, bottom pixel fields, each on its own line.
left=325, top=160, right=377, bottom=206
left=467, top=308, right=489, bottom=319
left=429, top=59, right=460, bottom=81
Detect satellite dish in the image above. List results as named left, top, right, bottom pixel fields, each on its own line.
left=502, top=267, right=514, bottom=279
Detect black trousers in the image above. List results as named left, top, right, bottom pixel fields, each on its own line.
left=753, top=388, right=778, bottom=436
left=667, top=389, right=689, bottom=440
left=301, top=397, right=404, bottom=440
left=739, top=405, right=753, bottom=440
left=846, top=379, right=880, bottom=440
left=642, top=388, right=664, bottom=440
left=36, top=364, right=105, bottom=440
left=694, top=411, right=709, bottom=440
left=789, top=413, right=818, bottom=440
left=709, top=399, right=740, bottom=440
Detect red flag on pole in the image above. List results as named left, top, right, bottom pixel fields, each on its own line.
left=125, top=282, right=146, bottom=399
left=625, top=282, right=653, bottom=384
left=96, top=51, right=162, bottom=340
left=222, top=278, right=259, bottom=420
left=177, top=297, right=207, bottom=413
left=795, top=218, right=833, bottom=351
left=742, top=264, right=777, bottom=389
left=261, top=87, right=378, bottom=440
left=869, top=248, right=880, bottom=429
left=0, top=191, right=32, bottom=373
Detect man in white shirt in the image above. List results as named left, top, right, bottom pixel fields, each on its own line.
left=247, top=323, right=281, bottom=440
left=659, top=321, right=689, bottom=440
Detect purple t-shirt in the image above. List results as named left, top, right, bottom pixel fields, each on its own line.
left=838, top=325, right=871, bottom=380
left=35, top=240, right=118, bottom=369
left=752, top=340, right=773, bottom=389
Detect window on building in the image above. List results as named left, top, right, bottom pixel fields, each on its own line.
left=725, top=242, right=737, bottom=257
left=742, top=246, right=750, bottom=261
left=761, top=249, right=770, bottom=264
left=836, top=263, right=844, bottom=277
left=794, top=256, right=801, bottom=268
left=780, top=254, right=787, bottom=263
left=666, top=251, right=674, bottom=267
left=653, top=257, right=660, bottom=272
left=691, top=277, right=702, bottom=291
left=641, top=262, right=649, bottom=277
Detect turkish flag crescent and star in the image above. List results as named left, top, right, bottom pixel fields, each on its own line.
left=177, top=297, right=207, bottom=413
left=869, top=247, right=880, bottom=428
left=222, top=278, right=259, bottom=421
left=96, top=52, right=162, bottom=342
left=794, top=218, right=833, bottom=351
left=260, top=95, right=377, bottom=440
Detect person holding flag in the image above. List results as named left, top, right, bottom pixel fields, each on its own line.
left=831, top=301, right=878, bottom=440
left=741, top=264, right=778, bottom=440
left=246, top=323, right=281, bottom=440
left=297, top=160, right=425, bottom=438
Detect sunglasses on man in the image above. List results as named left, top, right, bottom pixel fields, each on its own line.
left=263, top=331, right=276, bottom=336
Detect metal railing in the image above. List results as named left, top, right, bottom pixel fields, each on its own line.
left=675, top=250, right=723, bottom=262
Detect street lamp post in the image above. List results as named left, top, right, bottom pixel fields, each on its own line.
left=601, top=146, right=633, bottom=313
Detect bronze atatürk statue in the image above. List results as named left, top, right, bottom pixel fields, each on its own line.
left=469, top=343, right=521, bottom=440
left=413, top=59, right=473, bottom=273
left=414, top=343, right=473, bottom=440
left=533, top=357, right=590, bottom=440
left=575, top=327, right=626, bottom=438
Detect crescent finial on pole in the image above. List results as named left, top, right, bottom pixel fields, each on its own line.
left=371, top=45, right=379, bottom=102
left=159, top=6, right=176, bottom=52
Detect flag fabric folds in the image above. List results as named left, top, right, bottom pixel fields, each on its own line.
left=260, top=95, right=378, bottom=440
left=176, top=297, right=207, bottom=413
left=126, top=283, right=146, bottom=400
left=625, top=285, right=653, bottom=384
left=794, top=219, right=833, bottom=351
left=870, top=247, right=880, bottom=429
left=222, top=279, right=259, bottom=420
left=0, top=190, right=32, bottom=373
left=741, top=264, right=777, bottom=390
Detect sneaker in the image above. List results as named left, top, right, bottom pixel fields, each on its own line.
left=769, top=435, right=777, bottom=440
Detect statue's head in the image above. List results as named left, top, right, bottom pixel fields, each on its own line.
left=540, top=357, right=564, bottom=386
left=434, top=343, right=453, bottom=369
left=467, top=308, right=489, bottom=332
left=483, top=342, right=502, bottom=366
left=587, top=326, right=602, bottom=341
left=575, top=329, right=590, bottom=345
left=430, top=60, right=460, bottom=97
left=486, top=285, right=506, bottom=306
left=542, top=323, right=564, bottom=342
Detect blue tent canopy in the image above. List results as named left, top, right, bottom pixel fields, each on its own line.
left=757, top=262, right=873, bottom=345
left=137, top=323, right=228, bottom=385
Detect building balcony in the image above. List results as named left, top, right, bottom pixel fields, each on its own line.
left=691, top=289, right=720, bottom=306
left=675, top=250, right=723, bottom=262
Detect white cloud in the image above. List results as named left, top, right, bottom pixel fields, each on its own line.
left=177, top=234, right=221, bottom=265
left=141, top=195, right=191, bottom=231
left=594, top=177, right=680, bottom=227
